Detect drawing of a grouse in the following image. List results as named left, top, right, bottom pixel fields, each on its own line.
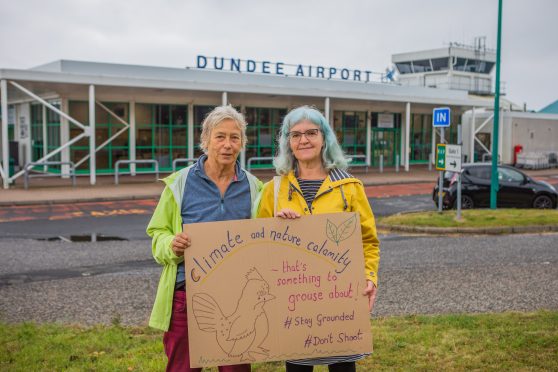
left=192, top=268, right=275, bottom=361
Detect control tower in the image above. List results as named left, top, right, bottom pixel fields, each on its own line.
left=392, top=37, right=498, bottom=96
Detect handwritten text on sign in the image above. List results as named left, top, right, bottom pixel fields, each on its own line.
left=184, top=213, right=372, bottom=368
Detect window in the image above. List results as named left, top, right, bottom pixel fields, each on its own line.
left=411, top=59, right=432, bottom=73
left=498, top=167, right=524, bottom=183
left=467, top=166, right=491, bottom=180
left=395, top=62, right=412, bottom=74
left=333, top=111, right=367, bottom=163
left=245, top=107, right=286, bottom=166
left=431, top=58, right=449, bottom=71
left=30, top=103, right=61, bottom=172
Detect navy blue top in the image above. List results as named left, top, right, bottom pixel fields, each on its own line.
left=176, top=155, right=251, bottom=287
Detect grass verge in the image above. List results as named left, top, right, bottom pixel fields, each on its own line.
left=1, top=311, right=557, bottom=371
left=378, top=208, right=558, bottom=228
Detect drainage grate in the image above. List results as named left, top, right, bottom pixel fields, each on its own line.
left=38, top=234, right=128, bottom=242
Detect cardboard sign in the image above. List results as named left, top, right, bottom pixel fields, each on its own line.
left=184, top=212, right=372, bottom=368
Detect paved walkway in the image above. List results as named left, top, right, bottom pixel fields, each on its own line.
left=1, top=165, right=557, bottom=206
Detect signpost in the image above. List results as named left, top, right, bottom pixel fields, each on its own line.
left=445, top=145, right=462, bottom=173
left=433, top=107, right=451, bottom=213
left=435, top=143, right=463, bottom=218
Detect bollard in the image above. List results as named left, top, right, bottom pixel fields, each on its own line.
left=395, top=155, right=400, bottom=173
left=379, top=154, right=384, bottom=173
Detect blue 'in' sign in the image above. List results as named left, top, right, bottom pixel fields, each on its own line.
left=433, top=107, right=451, bottom=127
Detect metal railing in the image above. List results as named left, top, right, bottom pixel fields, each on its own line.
left=347, top=155, right=369, bottom=172
left=172, top=158, right=197, bottom=172
left=246, top=157, right=274, bottom=172
left=24, top=161, right=76, bottom=189
left=114, top=159, right=159, bottom=185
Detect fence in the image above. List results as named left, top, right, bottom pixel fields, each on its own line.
left=24, top=161, right=76, bottom=189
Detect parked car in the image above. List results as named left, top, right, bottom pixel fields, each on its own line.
left=433, top=163, right=558, bottom=209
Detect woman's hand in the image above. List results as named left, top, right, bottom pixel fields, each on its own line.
left=276, top=208, right=301, bottom=219
left=171, top=232, right=191, bottom=257
left=363, top=280, right=377, bottom=313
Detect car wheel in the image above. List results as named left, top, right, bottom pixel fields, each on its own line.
left=533, top=195, right=553, bottom=209
left=461, top=195, right=474, bottom=209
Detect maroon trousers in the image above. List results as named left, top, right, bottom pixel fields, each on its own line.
left=163, top=290, right=251, bottom=372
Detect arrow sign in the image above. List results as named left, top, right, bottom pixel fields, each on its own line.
left=445, top=145, right=462, bottom=172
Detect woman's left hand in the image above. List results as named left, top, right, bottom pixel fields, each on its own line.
left=363, top=280, right=377, bottom=313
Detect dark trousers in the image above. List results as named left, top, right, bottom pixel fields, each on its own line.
left=286, top=361, right=356, bottom=372
left=163, top=290, right=251, bottom=372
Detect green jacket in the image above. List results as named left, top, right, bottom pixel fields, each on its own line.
left=146, top=164, right=263, bottom=331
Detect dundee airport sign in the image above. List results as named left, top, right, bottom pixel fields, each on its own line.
left=194, top=55, right=389, bottom=83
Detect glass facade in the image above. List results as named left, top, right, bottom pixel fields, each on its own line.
left=371, top=113, right=401, bottom=166
left=21, top=101, right=459, bottom=175
left=136, top=103, right=188, bottom=171
left=410, top=114, right=432, bottom=163
left=245, top=107, right=286, bottom=167
left=69, top=101, right=131, bottom=173
left=333, top=111, right=367, bottom=164
left=30, top=103, right=61, bottom=171
left=193, top=105, right=216, bottom=158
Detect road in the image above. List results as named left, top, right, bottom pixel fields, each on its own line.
left=0, top=182, right=556, bottom=326
left=0, top=183, right=435, bottom=240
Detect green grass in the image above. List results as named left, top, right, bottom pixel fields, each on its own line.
left=378, top=208, right=558, bottom=228
left=1, top=311, right=557, bottom=371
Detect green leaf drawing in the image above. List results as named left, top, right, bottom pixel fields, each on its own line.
left=326, top=219, right=338, bottom=242
left=326, top=214, right=357, bottom=245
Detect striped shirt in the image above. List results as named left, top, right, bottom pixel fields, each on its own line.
left=296, top=178, right=324, bottom=209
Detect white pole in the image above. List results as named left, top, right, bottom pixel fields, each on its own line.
left=60, top=99, right=70, bottom=177
left=431, top=125, right=436, bottom=168
left=498, top=108, right=503, bottom=163
left=470, top=107, right=476, bottom=163
left=129, top=101, right=136, bottom=176
left=325, top=97, right=330, bottom=124
left=405, top=102, right=411, bottom=172
left=42, top=104, right=48, bottom=172
left=188, top=103, right=194, bottom=160
left=89, top=85, right=96, bottom=185
left=240, top=104, right=246, bottom=168
left=222, top=92, right=228, bottom=106
left=1, top=80, right=9, bottom=188
left=366, top=110, right=371, bottom=167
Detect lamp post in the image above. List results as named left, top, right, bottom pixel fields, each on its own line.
left=490, top=0, right=503, bottom=209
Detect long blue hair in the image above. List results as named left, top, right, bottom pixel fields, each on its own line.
left=273, top=106, right=348, bottom=175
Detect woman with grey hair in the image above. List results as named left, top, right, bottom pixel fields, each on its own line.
left=147, top=105, right=263, bottom=372
left=257, top=105, right=380, bottom=372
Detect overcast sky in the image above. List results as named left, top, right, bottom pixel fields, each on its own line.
left=1, top=0, right=556, bottom=110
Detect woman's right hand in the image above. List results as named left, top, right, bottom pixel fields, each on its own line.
left=172, top=232, right=191, bottom=257
left=276, top=208, right=301, bottom=219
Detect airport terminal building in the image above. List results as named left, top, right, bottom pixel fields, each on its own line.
left=1, top=45, right=548, bottom=188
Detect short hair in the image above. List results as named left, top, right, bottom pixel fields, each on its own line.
left=273, top=105, right=348, bottom=175
left=199, top=105, right=248, bottom=154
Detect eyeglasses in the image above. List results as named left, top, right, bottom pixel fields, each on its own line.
left=287, top=129, right=321, bottom=142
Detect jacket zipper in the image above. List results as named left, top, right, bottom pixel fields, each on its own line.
left=290, top=182, right=334, bottom=214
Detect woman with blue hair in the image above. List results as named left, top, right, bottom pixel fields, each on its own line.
left=257, top=106, right=380, bottom=372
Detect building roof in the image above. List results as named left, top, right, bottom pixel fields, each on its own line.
left=392, top=45, right=496, bottom=64
left=539, top=100, right=558, bottom=114
left=0, top=59, right=493, bottom=107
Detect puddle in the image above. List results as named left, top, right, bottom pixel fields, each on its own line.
left=39, top=234, right=128, bottom=242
